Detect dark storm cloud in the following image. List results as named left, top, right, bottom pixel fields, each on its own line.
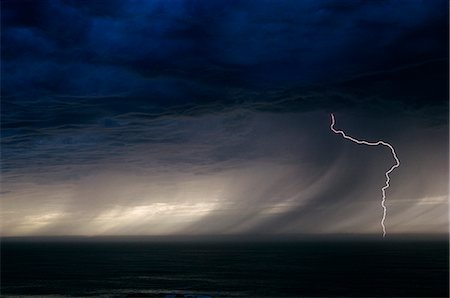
left=2, top=58, right=447, bottom=179
left=2, top=0, right=447, bottom=128
left=2, top=0, right=447, bottom=133
left=1, top=0, right=448, bottom=236
left=3, top=0, right=448, bottom=95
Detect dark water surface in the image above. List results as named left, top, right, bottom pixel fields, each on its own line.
left=2, top=238, right=448, bottom=297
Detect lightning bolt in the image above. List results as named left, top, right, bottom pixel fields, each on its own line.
left=330, top=113, right=400, bottom=237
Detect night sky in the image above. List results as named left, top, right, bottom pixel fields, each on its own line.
left=2, top=0, right=448, bottom=237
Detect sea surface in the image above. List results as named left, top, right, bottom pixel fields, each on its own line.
left=1, top=237, right=448, bottom=297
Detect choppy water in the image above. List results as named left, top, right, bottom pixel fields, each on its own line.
left=2, top=238, right=448, bottom=297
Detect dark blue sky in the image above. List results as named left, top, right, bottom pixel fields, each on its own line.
left=1, top=0, right=448, bottom=236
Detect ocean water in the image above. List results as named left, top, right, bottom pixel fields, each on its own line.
left=1, top=238, right=448, bottom=297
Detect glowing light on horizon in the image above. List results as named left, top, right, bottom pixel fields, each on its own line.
left=330, top=113, right=400, bottom=237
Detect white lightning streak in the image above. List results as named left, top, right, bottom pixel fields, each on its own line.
left=330, top=113, right=400, bottom=237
